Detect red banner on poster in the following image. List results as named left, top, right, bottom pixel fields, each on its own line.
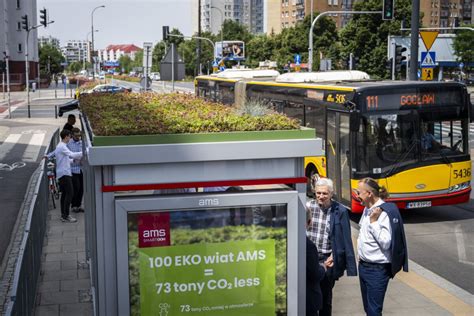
left=138, top=212, right=171, bottom=248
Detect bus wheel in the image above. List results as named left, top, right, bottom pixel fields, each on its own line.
left=306, top=166, right=318, bottom=198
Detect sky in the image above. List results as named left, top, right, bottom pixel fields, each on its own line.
left=37, top=0, right=193, bottom=49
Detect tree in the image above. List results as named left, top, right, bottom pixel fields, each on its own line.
left=151, top=42, right=166, bottom=72
left=452, top=26, right=474, bottom=73
left=38, top=43, right=65, bottom=77
left=131, top=49, right=143, bottom=70
left=166, top=28, right=185, bottom=47
left=271, top=14, right=339, bottom=71
left=339, top=0, right=413, bottom=78
left=67, top=61, right=82, bottom=73
left=118, top=55, right=133, bottom=73
left=221, top=20, right=253, bottom=44
left=179, top=31, right=216, bottom=75
left=245, top=34, right=277, bottom=68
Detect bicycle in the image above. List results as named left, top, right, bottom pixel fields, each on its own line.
left=46, top=158, right=60, bottom=209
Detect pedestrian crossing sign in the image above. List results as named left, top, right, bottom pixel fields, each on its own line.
left=421, top=52, right=436, bottom=68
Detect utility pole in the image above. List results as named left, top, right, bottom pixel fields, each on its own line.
left=409, top=0, right=420, bottom=80
left=23, top=11, right=54, bottom=118
left=1, top=66, right=4, bottom=100
left=37, top=61, right=40, bottom=97
left=197, top=0, right=202, bottom=75
left=23, top=15, right=32, bottom=118
left=3, top=51, right=11, bottom=118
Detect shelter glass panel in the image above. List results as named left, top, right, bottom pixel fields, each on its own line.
left=126, top=204, right=288, bottom=315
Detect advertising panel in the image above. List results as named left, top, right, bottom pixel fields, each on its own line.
left=215, top=41, right=245, bottom=60
left=126, top=204, right=287, bottom=315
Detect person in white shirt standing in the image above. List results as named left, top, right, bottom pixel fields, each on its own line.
left=355, top=177, right=392, bottom=316
left=67, top=128, right=84, bottom=213
left=45, top=129, right=83, bottom=223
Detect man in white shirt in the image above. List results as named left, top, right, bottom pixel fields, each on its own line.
left=355, top=177, right=392, bottom=316
left=45, top=129, right=83, bottom=223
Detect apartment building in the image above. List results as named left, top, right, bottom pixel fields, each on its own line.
left=98, top=44, right=141, bottom=63
left=38, top=35, right=60, bottom=50
left=280, top=0, right=354, bottom=30
left=265, top=0, right=282, bottom=34
left=192, top=0, right=265, bottom=35
left=0, top=0, right=39, bottom=89
left=421, top=0, right=473, bottom=29
left=61, top=40, right=90, bottom=64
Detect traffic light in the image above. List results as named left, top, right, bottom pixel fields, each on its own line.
left=21, top=15, right=29, bottom=31
left=382, top=0, right=394, bottom=20
left=40, top=8, right=47, bottom=27
left=162, top=26, right=169, bottom=41
left=386, top=58, right=393, bottom=72
left=0, top=60, right=5, bottom=73
left=394, top=44, right=407, bottom=72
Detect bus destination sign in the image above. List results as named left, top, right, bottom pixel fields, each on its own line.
left=363, top=89, right=463, bottom=111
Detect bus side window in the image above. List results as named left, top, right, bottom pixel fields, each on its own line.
left=284, top=102, right=305, bottom=126
left=270, top=100, right=285, bottom=113
left=440, top=120, right=465, bottom=153
left=305, top=102, right=325, bottom=139
left=199, top=88, right=207, bottom=98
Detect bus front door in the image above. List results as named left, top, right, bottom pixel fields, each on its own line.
left=326, top=111, right=351, bottom=206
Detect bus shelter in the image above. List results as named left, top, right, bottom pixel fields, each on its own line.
left=80, top=115, right=321, bottom=316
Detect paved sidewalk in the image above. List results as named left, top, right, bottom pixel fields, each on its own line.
left=33, top=211, right=474, bottom=315
left=34, top=208, right=93, bottom=316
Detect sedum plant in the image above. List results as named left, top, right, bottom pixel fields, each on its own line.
left=80, top=92, right=300, bottom=136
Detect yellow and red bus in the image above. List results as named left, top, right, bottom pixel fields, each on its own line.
left=195, top=70, right=472, bottom=212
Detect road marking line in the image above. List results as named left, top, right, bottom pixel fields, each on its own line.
left=350, top=230, right=473, bottom=314
left=0, top=134, right=22, bottom=161
left=23, top=133, right=45, bottom=162
left=396, top=271, right=474, bottom=314
left=0, top=106, right=18, bottom=119
left=454, top=224, right=474, bottom=266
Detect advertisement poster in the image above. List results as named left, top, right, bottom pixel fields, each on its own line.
left=138, top=240, right=275, bottom=315
left=127, top=205, right=288, bottom=316
left=215, top=41, right=245, bottom=60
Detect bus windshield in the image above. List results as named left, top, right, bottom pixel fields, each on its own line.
left=355, top=110, right=468, bottom=176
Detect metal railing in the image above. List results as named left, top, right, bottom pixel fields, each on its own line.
left=4, top=129, right=59, bottom=316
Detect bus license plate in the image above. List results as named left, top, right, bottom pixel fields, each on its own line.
left=407, top=201, right=432, bottom=209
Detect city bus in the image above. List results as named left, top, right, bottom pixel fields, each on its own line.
left=195, top=71, right=472, bottom=212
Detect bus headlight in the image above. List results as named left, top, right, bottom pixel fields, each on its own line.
left=447, top=181, right=470, bottom=193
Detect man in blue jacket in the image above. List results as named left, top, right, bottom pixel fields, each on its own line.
left=306, top=177, right=357, bottom=316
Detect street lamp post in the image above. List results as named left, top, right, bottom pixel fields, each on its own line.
left=211, top=6, right=224, bottom=59
left=85, top=30, right=98, bottom=70
left=308, top=11, right=381, bottom=72
left=91, top=5, right=105, bottom=80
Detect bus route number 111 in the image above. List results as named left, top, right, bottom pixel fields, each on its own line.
left=366, top=95, right=379, bottom=109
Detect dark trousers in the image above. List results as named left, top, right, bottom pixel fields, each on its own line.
left=319, top=269, right=336, bottom=316
left=319, top=254, right=335, bottom=316
left=59, top=176, right=74, bottom=219
left=358, top=261, right=391, bottom=316
left=71, top=172, right=83, bottom=208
